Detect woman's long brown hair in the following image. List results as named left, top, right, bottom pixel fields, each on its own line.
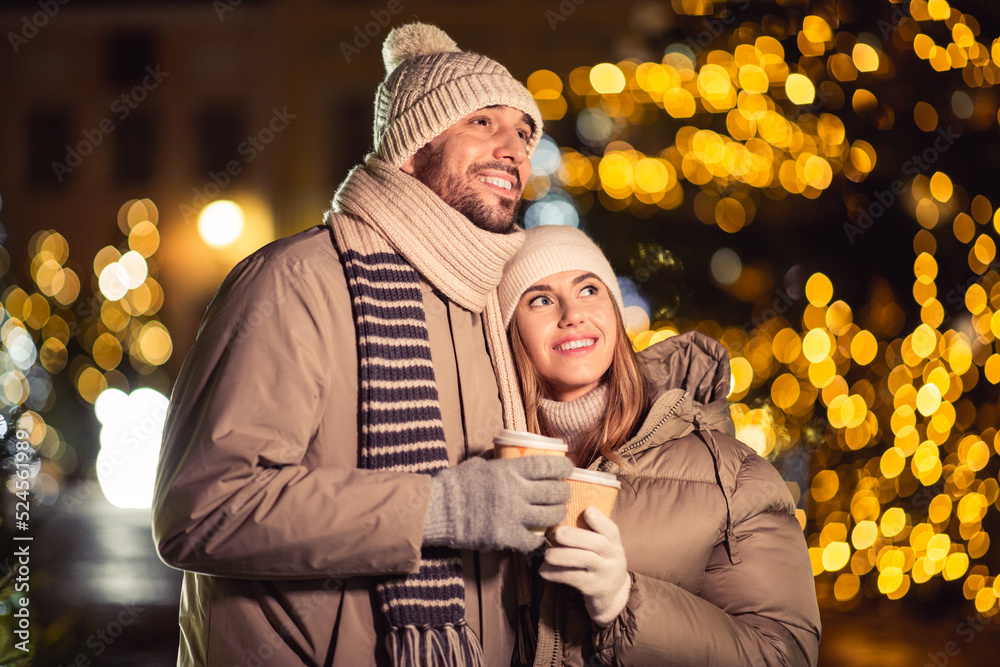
left=510, top=300, right=649, bottom=468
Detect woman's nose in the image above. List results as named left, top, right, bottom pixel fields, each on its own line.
left=559, top=302, right=584, bottom=326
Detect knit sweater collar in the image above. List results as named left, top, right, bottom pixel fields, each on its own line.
left=539, top=383, right=609, bottom=450
left=331, top=154, right=525, bottom=313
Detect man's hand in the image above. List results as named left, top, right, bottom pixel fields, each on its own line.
left=539, top=506, right=631, bottom=627
left=423, top=455, right=572, bottom=552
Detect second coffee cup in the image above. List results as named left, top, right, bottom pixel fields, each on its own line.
left=548, top=468, right=621, bottom=544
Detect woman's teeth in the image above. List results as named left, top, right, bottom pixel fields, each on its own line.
left=555, top=339, right=595, bottom=351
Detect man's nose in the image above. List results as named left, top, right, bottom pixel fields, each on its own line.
left=493, top=125, right=527, bottom=165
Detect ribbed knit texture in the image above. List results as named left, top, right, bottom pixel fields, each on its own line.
left=374, top=46, right=543, bottom=167
left=538, top=384, right=609, bottom=452
left=327, top=154, right=527, bottom=666
left=498, top=225, right=625, bottom=328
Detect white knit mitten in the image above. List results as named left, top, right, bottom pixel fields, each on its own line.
left=539, top=506, right=631, bottom=627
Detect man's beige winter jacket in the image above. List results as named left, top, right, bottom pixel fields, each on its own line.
left=152, top=225, right=517, bottom=666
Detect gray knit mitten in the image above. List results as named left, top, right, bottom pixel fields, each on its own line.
left=423, top=455, right=572, bottom=552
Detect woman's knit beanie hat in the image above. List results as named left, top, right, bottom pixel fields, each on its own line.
left=373, top=22, right=544, bottom=167
left=499, top=225, right=625, bottom=328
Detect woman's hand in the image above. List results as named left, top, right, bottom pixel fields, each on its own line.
left=539, top=506, right=631, bottom=627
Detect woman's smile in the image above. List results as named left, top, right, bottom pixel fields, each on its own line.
left=514, top=270, right=618, bottom=402
left=552, top=334, right=599, bottom=353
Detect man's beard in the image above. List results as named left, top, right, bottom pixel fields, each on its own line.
left=409, top=145, right=522, bottom=233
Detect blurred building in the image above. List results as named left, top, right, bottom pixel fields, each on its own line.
left=0, top=0, right=642, bottom=366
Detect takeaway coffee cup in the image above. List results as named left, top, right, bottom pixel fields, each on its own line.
left=549, top=468, right=621, bottom=540
left=493, top=429, right=569, bottom=459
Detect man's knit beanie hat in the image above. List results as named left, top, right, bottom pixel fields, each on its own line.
left=499, top=225, right=625, bottom=328
left=374, top=22, right=544, bottom=167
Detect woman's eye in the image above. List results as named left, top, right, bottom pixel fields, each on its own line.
left=528, top=295, right=551, bottom=307
left=580, top=285, right=599, bottom=297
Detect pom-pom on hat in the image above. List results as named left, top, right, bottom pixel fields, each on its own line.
left=499, top=225, right=625, bottom=328
left=373, top=23, right=544, bottom=167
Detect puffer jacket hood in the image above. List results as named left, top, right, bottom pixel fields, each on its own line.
left=640, top=328, right=732, bottom=404
left=598, top=330, right=737, bottom=470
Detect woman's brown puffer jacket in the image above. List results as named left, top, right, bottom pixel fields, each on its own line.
left=529, top=331, right=821, bottom=666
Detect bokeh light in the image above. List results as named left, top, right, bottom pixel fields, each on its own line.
left=94, top=388, right=168, bottom=509
left=197, top=200, right=245, bottom=247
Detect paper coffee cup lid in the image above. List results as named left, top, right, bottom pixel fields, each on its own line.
left=493, top=429, right=568, bottom=451
left=568, top=468, right=621, bottom=488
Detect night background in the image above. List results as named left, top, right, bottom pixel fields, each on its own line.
left=2, top=0, right=1000, bottom=664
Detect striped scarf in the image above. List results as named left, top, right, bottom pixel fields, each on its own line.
left=328, top=154, right=526, bottom=666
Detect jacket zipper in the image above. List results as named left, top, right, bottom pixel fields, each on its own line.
left=599, top=391, right=687, bottom=471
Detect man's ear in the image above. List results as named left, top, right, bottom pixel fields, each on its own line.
left=400, top=155, right=416, bottom=175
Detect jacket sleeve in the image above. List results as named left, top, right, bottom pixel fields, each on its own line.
left=593, top=454, right=821, bottom=666
left=151, top=248, right=432, bottom=580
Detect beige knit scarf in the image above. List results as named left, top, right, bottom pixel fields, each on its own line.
left=329, top=154, right=527, bottom=431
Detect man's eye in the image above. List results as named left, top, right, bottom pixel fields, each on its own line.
left=473, top=118, right=489, bottom=126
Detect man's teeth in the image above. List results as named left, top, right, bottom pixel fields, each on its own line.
left=556, top=339, right=595, bottom=351
left=478, top=175, right=512, bottom=191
